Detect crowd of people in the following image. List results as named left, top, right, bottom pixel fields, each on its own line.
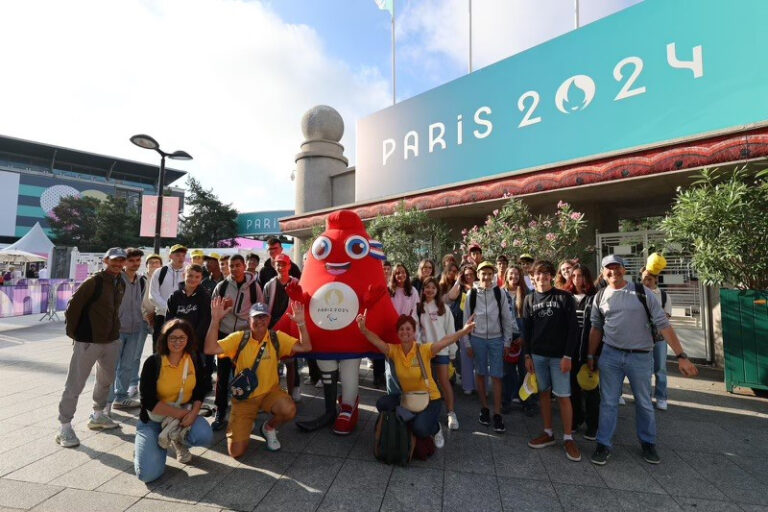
left=55, top=236, right=697, bottom=483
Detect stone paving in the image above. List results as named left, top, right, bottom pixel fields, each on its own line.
left=1, top=314, right=768, bottom=511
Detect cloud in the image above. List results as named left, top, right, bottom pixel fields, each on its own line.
left=0, top=0, right=390, bottom=212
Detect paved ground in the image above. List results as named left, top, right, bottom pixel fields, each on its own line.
left=1, top=314, right=767, bottom=512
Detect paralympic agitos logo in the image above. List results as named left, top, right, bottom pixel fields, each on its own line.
left=380, top=43, right=703, bottom=167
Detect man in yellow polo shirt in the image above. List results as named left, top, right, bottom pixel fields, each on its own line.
left=205, top=297, right=311, bottom=458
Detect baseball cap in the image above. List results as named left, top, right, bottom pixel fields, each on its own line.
left=601, top=254, right=626, bottom=268
left=468, top=242, right=482, bottom=252
left=190, top=249, right=204, bottom=258
left=577, top=364, right=599, bottom=391
left=204, top=252, right=221, bottom=261
left=145, top=253, right=162, bottom=264
left=519, top=372, right=538, bottom=401
left=274, top=253, right=291, bottom=264
left=518, top=253, right=534, bottom=262
left=104, top=247, right=127, bottom=260
left=169, top=244, right=187, bottom=254
left=249, top=303, right=271, bottom=318
left=476, top=261, right=495, bottom=273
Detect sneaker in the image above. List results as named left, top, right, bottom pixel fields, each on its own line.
left=655, top=399, right=668, bottom=411
left=511, top=398, right=522, bottom=404
left=291, top=387, right=302, bottom=403
left=87, top=412, right=119, bottom=430
left=315, top=380, right=324, bottom=388
left=173, top=439, right=192, bottom=463
left=618, top=396, right=626, bottom=405
left=528, top=432, right=556, bottom=449
left=55, top=426, right=80, bottom=448
left=583, top=429, right=597, bottom=441
left=447, top=411, right=459, bottom=431
left=493, top=414, right=505, bottom=433
left=260, top=422, right=281, bottom=451
left=479, top=407, right=491, bottom=426
left=591, top=443, right=611, bottom=465
left=564, top=439, right=582, bottom=461
left=464, top=389, right=473, bottom=396
left=127, top=385, right=139, bottom=398
left=434, top=424, right=445, bottom=449
left=211, top=414, right=227, bottom=431
left=641, top=442, right=661, bottom=464
left=112, top=398, right=141, bottom=410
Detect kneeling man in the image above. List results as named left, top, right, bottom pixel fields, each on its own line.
left=205, top=297, right=311, bottom=458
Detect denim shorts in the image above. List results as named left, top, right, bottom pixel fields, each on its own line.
left=433, top=355, right=450, bottom=365
left=469, top=335, right=504, bottom=378
left=531, top=354, right=571, bottom=397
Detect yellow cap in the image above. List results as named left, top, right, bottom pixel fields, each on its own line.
left=169, top=244, right=187, bottom=254
left=190, top=249, right=204, bottom=258
left=205, top=252, right=221, bottom=260
left=145, top=253, right=162, bottom=264
left=577, top=364, right=599, bottom=391
left=519, top=372, right=538, bottom=400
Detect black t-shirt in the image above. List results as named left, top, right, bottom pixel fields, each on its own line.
left=522, top=288, right=578, bottom=358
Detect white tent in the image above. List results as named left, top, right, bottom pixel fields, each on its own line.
left=4, top=222, right=54, bottom=258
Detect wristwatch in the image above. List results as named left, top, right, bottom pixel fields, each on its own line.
left=675, top=352, right=689, bottom=360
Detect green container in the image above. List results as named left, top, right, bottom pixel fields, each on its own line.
left=721, top=289, right=768, bottom=393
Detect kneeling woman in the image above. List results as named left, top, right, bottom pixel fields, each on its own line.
left=135, top=319, right=213, bottom=482
left=356, top=312, right=474, bottom=451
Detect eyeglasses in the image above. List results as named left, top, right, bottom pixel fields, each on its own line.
left=168, top=335, right=188, bottom=344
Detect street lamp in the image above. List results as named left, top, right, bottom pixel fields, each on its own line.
left=130, top=134, right=192, bottom=254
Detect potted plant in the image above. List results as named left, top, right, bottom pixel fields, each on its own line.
left=660, top=166, right=768, bottom=393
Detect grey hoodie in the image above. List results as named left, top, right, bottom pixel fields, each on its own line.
left=462, top=284, right=515, bottom=347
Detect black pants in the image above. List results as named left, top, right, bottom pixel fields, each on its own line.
left=152, top=315, right=165, bottom=351
left=570, top=365, right=600, bottom=433
left=306, top=358, right=321, bottom=383
left=214, top=330, right=232, bottom=418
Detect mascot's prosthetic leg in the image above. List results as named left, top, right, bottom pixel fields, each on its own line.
left=290, top=210, right=400, bottom=434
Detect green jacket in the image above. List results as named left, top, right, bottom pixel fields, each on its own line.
left=65, top=270, right=126, bottom=343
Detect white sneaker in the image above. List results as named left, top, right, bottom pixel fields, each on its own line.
left=447, top=411, right=460, bottom=431
left=315, top=380, right=323, bottom=388
left=434, top=424, right=445, bottom=449
left=291, top=387, right=302, bottom=403
left=127, top=385, right=139, bottom=398
left=261, top=422, right=281, bottom=451
left=87, top=412, right=119, bottom=430
left=172, top=439, right=192, bottom=463
left=55, top=426, right=80, bottom=448
left=618, top=396, right=626, bottom=405
left=655, top=399, right=668, bottom=411
left=112, top=398, right=141, bottom=410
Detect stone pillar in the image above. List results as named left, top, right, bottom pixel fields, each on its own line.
left=293, top=105, right=349, bottom=260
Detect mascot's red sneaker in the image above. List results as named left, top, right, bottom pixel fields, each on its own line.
left=333, top=395, right=359, bottom=435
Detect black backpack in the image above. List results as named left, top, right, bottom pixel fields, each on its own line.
left=374, top=410, right=414, bottom=466
left=216, top=279, right=260, bottom=305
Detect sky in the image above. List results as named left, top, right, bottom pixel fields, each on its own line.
left=0, top=0, right=641, bottom=214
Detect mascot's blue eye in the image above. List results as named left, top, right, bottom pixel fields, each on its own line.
left=345, top=236, right=369, bottom=260
left=312, top=236, right=332, bottom=260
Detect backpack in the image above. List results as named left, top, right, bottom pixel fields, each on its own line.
left=468, top=286, right=503, bottom=325
left=71, top=275, right=104, bottom=343
left=158, top=265, right=169, bottom=286
left=593, top=282, right=661, bottom=343
left=216, top=279, right=260, bottom=305
left=374, top=410, right=415, bottom=466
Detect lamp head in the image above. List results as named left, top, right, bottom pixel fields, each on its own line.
left=168, top=150, right=193, bottom=161
left=130, top=134, right=160, bottom=151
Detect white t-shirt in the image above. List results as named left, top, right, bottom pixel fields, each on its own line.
left=651, top=287, right=672, bottom=316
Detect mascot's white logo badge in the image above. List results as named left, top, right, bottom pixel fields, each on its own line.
left=309, top=282, right=359, bottom=330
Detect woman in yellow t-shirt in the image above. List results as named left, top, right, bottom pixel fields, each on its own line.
left=357, top=312, right=475, bottom=451
left=135, top=319, right=213, bottom=483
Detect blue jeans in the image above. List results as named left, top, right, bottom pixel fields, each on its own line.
left=531, top=354, right=571, bottom=397
left=376, top=394, right=442, bottom=438
left=134, top=416, right=213, bottom=482
left=459, top=343, right=475, bottom=393
left=596, top=345, right=655, bottom=449
left=653, top=341, right=668, bottom=401
left=109, top=330, right=145, bottom=402
left=469, top=335, right=504, bottom=378
left=502, top=357, right=526, bottom=405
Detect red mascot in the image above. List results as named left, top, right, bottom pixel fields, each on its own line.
left=278, top=210, right=399, bottom=434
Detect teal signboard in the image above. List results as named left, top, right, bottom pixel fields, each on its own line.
left=236, top=210, right=294, bottom=236
left=356, top=0, right=768, bottom=202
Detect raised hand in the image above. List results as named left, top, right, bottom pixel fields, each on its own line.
left=355, top=313, right=368, bottom=332
left=288, top=301, right=306, bottom=326
left=211, top=296, right=232, bottom=321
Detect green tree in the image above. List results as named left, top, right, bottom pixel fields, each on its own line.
left=660, top=167, right=768, bottom=290
left=177, top=177, right=239, bottom=248
left=49, top=196, right=101, bottom=252
left=93, top=196, right=143, bottom=250
left=366, top=201, right=451, bottom=273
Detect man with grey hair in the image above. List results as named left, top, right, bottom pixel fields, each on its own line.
left=56, top=248, right=127, bottom=447
left=587, top=255, right=698, bottom=466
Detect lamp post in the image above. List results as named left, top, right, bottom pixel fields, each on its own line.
left=130, top=134, right=192, bottom=254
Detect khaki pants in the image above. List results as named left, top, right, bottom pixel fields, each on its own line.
left=58, top=339, right=121, bottom=424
